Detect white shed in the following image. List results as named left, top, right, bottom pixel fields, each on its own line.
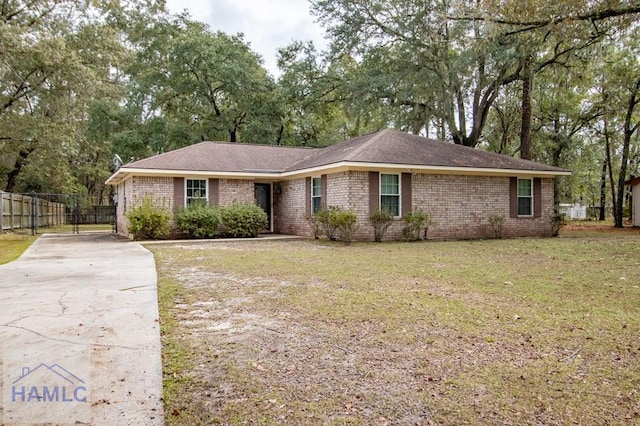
left=559, top=203, right=587, bottom=220
left=626, top=177, right=640, bottom=227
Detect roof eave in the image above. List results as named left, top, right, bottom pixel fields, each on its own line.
left=106, top=162, right=571, bottom=186
left=105, top=167, right=284, bottom=185
left=281, top=161, right=572, bottom=178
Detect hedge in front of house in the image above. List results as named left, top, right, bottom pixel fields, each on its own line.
left=176, top=203, right=221, bottom=239
left=219, top=201, right=268, bottom=238
left=316, top=206, right=358, bottom=244
left=126, top=196, right=171, bottom=240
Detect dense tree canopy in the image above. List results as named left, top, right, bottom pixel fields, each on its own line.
left=0, top=0, right=638, bottom=226
left=0, top=0, right=159, bottom=195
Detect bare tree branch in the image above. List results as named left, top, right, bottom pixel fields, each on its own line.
left=448, top=5, right=640, bottom=30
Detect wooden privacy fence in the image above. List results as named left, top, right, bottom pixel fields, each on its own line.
left=0, top=192, right=66, bottom=231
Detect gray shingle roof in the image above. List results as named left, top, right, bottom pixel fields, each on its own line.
left=116, top=129, right=568, bottom=177
left=125, top=142, right=315, bottom=173
left=288, top=130, right=566, bottom=172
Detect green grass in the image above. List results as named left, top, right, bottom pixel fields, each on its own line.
left=151, top=228, right=640, bottom=425
left=8, top=223, right=114, bottom=235
left=0, top=233, right=38, bottom=264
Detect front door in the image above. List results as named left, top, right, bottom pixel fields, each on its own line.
left=254, top=183, right=272, bottom=232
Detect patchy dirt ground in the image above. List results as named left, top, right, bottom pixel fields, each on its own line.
left=562, top=221, right=640, bottom=234
left=153, top=237, right=640, bottom=425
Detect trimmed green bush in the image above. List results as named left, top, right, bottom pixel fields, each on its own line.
left=126, top=196, right=170, bottom=240
left=370, top=209, right=394, bottom=242
left=316, top=207, right=338, bottom=241
left=176, top=204, right=221, bottom=239
left=402, top=209, right=436, bottom=241
left=335, top=208, right=358, bottom=244
left=317, top=206, right=358, bottom=243
left=220, top=201, right=268, bottom=238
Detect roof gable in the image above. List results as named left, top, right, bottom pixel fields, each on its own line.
left=287, top=129, right=565, bottom=173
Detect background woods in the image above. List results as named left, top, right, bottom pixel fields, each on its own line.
left=0, top=0, right=638, bottom=223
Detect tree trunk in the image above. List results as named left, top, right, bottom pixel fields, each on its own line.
left=520, top=57, right=533, bottom=160
left=599, top=159, right=607, bottom=221
left=604, top=119, right=618, bottom=223
left=4, top=148, right=34, bottom=193
left=615, top=142, right=629, bottom=228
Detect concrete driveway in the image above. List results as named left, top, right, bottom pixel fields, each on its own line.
left=0, top=233, right=163, bottom=425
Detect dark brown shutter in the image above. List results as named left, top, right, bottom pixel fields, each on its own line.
left=305, top=177, right=311, bottom=217
left=509, top=177, right=518, bottom=218
left=369, top=171, right=380, bottom=214
left=533, top=178, right=542, bottom=218
left=208, top=178, right=219, bottom=206
left=401, top=172, right=412, bottom=216
left=321, top=174, right=328, bottom=208
left=173, top=177, right=184, bottom=211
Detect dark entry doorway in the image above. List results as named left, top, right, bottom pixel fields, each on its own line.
left=254, top=183, right=272, bottom=231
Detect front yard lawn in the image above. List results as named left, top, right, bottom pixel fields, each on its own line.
left=151, top=228, right=640, bottom=425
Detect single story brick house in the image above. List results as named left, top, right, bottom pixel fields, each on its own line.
left=105, top=129, right=570, bottom=240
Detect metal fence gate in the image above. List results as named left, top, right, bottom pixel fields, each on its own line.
left=1, top=192, right=115, bottom=235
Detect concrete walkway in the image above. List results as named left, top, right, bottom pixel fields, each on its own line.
left=0, top=233, right=163, bottom=425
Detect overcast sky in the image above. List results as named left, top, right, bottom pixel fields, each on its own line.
left=164, top=0, right=329, bottom=77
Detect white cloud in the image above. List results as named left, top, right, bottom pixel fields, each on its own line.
left=164, top=0, right=328, bottom=77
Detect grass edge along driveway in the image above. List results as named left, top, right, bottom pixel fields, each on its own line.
left=0, top=233, right=37, bottom=265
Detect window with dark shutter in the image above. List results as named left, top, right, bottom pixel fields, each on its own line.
left=186, top=179, right=207, bottom=206
left=311, top=177, right=322, bottom=214
left=509, top=177, right=518, bottom=218
left=173, top=177, right=184, bottom=211
left=380, top=174, right=400, bottom=216
left=517, top=178, right=533, bottom=216
left=533, top=178, right=542, bottom=218
left=305, top=177, right=311, bottom=218
left=321, top=174, right=327, bottom=209
left=402, top=173, right=412, bottom=215
left=208, top=178, right=219, bottom=206
left=369, top=172, right=379, bottom=214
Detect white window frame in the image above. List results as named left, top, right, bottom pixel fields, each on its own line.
left=311, top=176, right=322, bottom=214
left=185, top=178, right=208, bottom=207
left=380, top=173, right=401, bottom=217
left=517, top=178, right=533, bottom=217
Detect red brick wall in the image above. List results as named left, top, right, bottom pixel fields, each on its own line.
left=116, top=176, right=173, bottom=236
left=274, top=178, right=309, bottom=235
left=117, top=176, right=264, bottom=237
left=118, top=173, right=556, bottom=240
left=274, top=172, right=373, bottom=240
left=409, top=174, right=554, bottom=240
left=219, top=179, right=254, bottom=205
left=115, top=177, right=132, bottom=235
left=274, top=172, right=555, bottom=241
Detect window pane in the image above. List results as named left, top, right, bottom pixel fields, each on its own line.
left=518, top=197, right=532, bottom=216
left=312, top=177, right=321, bottom=197
left=312, top=197, right=322, bottom=214
left=381, top=195, right=399, bottom=216
left=517, top=179, right=532, bottom=197
left=186, top=179, right=207, bottom=206
left=381, top=174, right=399, bottom=195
